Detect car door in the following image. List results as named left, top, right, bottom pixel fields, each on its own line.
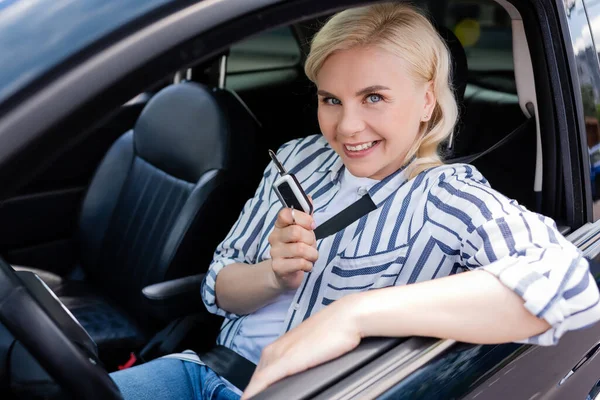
left=456, top=0, right=600, bottom=398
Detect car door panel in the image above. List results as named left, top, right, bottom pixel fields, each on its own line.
left=461, top=322, right=600, bottom=400
left=0, top=187, right=84, bottom=274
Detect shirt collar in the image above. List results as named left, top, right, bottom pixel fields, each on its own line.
left=314, top=144, right=415, bottom=199
left=368, top=156, right=416, bottom=205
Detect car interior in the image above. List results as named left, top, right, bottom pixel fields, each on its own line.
left=0, top=0, right=576, bottom=398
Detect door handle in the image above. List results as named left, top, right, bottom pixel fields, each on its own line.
left=559, top=342, right=600, bottom=386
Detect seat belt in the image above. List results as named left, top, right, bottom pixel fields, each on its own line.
left=181, top=194, right=379, bottom=390
left=160, top=346, right=256, bottom=391
left=201, top=346, right=257, bottom=390
left=314, top=194, right=377, bottom=240
left=447, top=117, right=534, bottom=164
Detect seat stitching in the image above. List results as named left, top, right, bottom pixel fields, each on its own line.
left=139, top=182, right=189, bottom=286
left=135, top=169, right=177, bottom=282
left=113, top=159, right=153, bottom=261
left=122, top=165, right=167, bottom=280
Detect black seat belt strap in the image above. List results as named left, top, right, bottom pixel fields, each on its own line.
left=200, top=345, right=256, bottom=390
left=447, top=117, right=534, bottom=164
left=314, top=194, right=377, bottom=240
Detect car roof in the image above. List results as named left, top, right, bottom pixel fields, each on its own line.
left=0, top=0, right=177, bottom=104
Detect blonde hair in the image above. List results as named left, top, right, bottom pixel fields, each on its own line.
left=304, top=2, right=458, bottom=179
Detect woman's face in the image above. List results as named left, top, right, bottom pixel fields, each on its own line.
left=316, top=46, right=436, bottom=180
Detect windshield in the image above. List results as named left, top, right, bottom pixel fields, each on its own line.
left=0, top=0, right=180, bottom=104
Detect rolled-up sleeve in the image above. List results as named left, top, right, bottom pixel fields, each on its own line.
left=201, top=142, right=294, bottom=318
left=440, top=168, right=600, bottom=345
left=462, top=210, right=600, bottom=345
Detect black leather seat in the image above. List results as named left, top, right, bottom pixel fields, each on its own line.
left=17, top=82, right=259, bottom=362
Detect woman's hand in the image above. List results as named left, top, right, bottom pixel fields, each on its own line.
left=242, top=296, right=362, bottom=399
left=268, top=207, right=318, bottom=291
left=213, top=201, right=317, bottom=315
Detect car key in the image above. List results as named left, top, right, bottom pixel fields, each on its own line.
left=269, top=149, right=314, bottom=215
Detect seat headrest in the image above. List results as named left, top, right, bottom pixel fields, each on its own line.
left=133, top=83, right=227, bottom=183
left=437, top=25, right=468, bottom=103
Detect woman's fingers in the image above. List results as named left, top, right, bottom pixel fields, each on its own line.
left=270, top=220, right=317, bottom=248
left=271, top=241, right=319, bottom=262
left=281, top=224, right=317, bottom=246
left=242, top=365, right=287, bottom=400
left=274, top=207, right=315, bottom=230
left=272, top=256, right=314, bottom=275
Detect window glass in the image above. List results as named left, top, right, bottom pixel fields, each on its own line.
left=575, top=0, right=600, bottom=219
left=227, top=27, right=301, bottom=74
left=445, top=0, right=513, bottom=71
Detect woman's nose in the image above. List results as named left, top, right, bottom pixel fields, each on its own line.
left=337, top=108, right=366, bottom=137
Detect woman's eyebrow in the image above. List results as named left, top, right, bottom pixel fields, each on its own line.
left=355, top=85, right=391, bottom=96
left=317, top=85, right=391, bottom=98
left=317, top=89, right=335, bottom=97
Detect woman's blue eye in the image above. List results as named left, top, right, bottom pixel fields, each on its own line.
left=366, top=94, right=383, bottom=103
left=324, top=97, right=341, bottom=105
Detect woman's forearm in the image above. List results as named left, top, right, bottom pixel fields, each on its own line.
left=215, top=260, right=282, bottom=315
left=349, top=270, right=550, bottom=343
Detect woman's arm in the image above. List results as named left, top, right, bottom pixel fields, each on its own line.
left=242, top=270, right=554, bottom=399
left=354, top=270, right=549, bottom=342
left=213, top=260, right=281, bottom=316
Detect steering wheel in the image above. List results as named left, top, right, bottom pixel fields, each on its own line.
left=0, top=258, right=122, bottom=399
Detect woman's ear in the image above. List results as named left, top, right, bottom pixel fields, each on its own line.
left=420, top=81, right=436, bottom=122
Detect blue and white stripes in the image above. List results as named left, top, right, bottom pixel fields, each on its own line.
left=202, top=134, right=600, bottom=349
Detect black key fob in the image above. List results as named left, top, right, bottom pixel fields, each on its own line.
left=269, top=150, right=313, bottom=214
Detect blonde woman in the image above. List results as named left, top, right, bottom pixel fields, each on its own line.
left=111, top=3, right=600, bottom=400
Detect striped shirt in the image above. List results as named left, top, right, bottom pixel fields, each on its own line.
left=201, top=134, right=600, bottom=360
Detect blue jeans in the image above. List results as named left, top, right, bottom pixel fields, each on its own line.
left=110, top=358, right=241, bottom=400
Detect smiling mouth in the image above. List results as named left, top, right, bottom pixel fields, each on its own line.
left=344, top=141, right=380, bottom=152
